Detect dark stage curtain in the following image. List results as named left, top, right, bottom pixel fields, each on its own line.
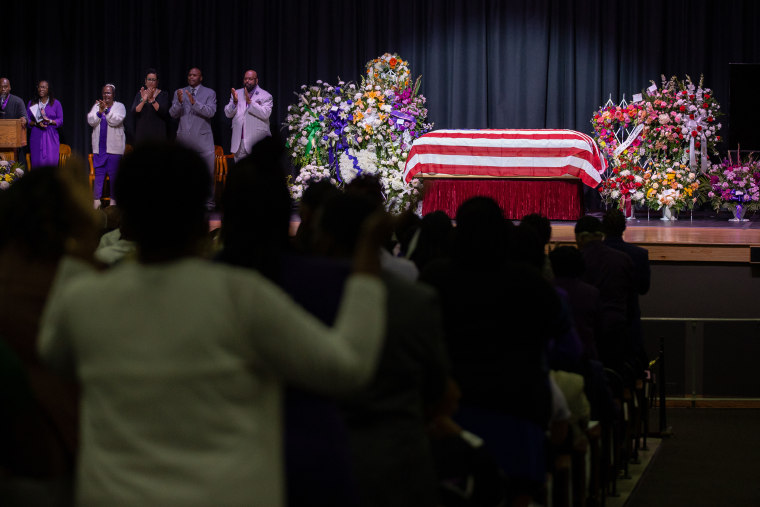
left=4, top=0, right=760, bottom=173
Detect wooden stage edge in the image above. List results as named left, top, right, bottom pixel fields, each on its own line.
left=549, top=217, right=760, bottom=264
left=210, top=215, right=760, bottom=264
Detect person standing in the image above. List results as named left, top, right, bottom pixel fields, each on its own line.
left=87, top=84, right=126, bottom=209
left=224, top=69, right=272, bottom=162
left=130, top=68, right=169, bottom=144
left=169, top=67, right=216, bottom=209
left=0, top=77, right=29, bottom=167
left=0, top=77, right=28, bottom=123
left=27, top=80, right=63, bottom=168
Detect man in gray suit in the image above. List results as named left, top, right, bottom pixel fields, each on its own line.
left=224, top=70, right=273, bottom=162
left=170, top=67, right=217, bottom=209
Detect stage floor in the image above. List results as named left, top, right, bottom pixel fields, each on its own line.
left=549, top=212, right=760, bottom=263
left=211, top=210, right=760, bottom=264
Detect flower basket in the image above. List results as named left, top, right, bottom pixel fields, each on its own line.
left=701, top=153, right=760, bottom=219
left=641, top=161, right=700, bottom=213
left=0, top=160, right=24, bottom=190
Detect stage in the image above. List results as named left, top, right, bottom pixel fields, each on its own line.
left=549, top=212, right=760, bottom=263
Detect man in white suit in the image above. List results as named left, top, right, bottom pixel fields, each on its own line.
left=224, top=70, right=273, bottom=162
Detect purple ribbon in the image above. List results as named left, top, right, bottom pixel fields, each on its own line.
left=390, top=110, right=415, bottom=122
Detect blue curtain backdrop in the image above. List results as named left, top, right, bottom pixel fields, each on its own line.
left=5, top=0, right=760, bottom=162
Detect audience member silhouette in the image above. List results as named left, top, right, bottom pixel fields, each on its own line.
left=219, top=141, right=360, bottom=507
left=292, top=179, right=341, bottom=254
left=574, top=215, right=635, bottom=371
left=316, top=192, right=449, bottom=507
left=602, top=208, right=651, bottom=371
left=38, top=142, right=389, bottom=507
left=549, top=246, right=601, bottom=362
left=408, top=210, right=453, bottom=272
left=0, top=164, right=94, bottom=506
left=420, top=196, right=562, bottom=502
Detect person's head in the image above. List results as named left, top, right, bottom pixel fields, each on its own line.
left=602, top=208, right=626, bottom=238
left=102, top=84, right=115, bottom=106
left=243, top=70, right=258, bottom=92
left=345, top=173, right=385, bottom=210
left=549, top=245, right=586, bottom=279
left=509, top=224, right=545, bottom=271
left=519, top=213, right=552, bottom=246
left=295, top=179, right=341, bottom=254
left=574, top=215, right=604, bottom=249
left=221, top=136, right=292, bottom=278
left=316, top=192, right=380, bottom=258
left=115, top=142, right=210, bottom=262
left=454, top=196, right=511, bottom=267
left=144, top=68, right=159, bottom=89
left=0, top=164, right=96, bottom=261
left=36, top=80, right=51, bottom=102
left=0, top=78, right=10, bottom=98
left=187, top=68, right=202, bottom=87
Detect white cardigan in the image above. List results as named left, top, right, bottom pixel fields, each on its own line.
left=39, top=257, right=386, bottom=506
left=87, top=101, right=126, bottom=155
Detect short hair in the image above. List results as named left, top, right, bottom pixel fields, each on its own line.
left=145, top=68, right=159, bottom=83
left=602, top=208, right=626, bottom=237
left=519, top=213, right=552, bottom=246
left=104, top=83, right=116, bottom=94
left=115, top=142, right=210, bottom=253
left=549, top=246, right=585, bottom=278
left=574, top=215, right=603, bottom=236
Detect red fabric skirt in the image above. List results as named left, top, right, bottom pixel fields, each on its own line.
left=421, top=178, right=584, bottom=220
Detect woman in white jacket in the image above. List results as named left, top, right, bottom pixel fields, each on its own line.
left=87, top=83, right=125, bottom=208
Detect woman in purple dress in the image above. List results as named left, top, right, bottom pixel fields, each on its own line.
left=26, top=80, right=63, bottom=168
left=87, top=84, right=126, bottom=208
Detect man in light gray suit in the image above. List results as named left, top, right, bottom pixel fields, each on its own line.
left=170, top=67, right=217, bottom=208
left=224, top=70, right=273, bottom=162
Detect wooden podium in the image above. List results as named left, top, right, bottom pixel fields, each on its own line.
left=0, top=119, right=27, bottom=164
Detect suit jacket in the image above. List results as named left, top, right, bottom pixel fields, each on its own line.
left=169, top=84, right=216, bottom=153
left=603, top=236, right=650, bottom=295
left=224, top=86, right=272, bottom=153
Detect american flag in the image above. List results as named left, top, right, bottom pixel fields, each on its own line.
left=403, top=129, right=607, bottom=188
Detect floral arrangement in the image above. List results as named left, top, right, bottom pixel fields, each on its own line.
left=285, top=53, right=433, bottom=214
left=598, top=161, right=646, bottom=205
left=591, top=102, right=646, bottom=164
left=639, top=74, right=722, bottom=170
left=641, top=161, right=700, bottom=212
left=0, top=160, right=24, bottom=190
left=702, top=153, right=760, bottom=214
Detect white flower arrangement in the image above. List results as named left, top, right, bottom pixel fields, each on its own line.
left=285, top=53, right=433, bottom=214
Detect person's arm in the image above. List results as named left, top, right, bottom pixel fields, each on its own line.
left=105, top=102, right=126, bottom=127
left=49, top=100, right=63, bottom=128
left=133, top=90, right=147, bottom=114
left=223, top=89, right=238, bottom=119
left=236, top=212, right=389, bottom=394
left=169, top=89, right=183, bottom=119
left=247, top=91, right=273, bottom=122
left=26, top=103, right=37, bottom=127
left=154, top=90, right=170, bottom=120
left=86, top=103, right=101, bottom=127
left=38, top=254, right=100, bottom=377
left=192, top=89, right=217, bottom=119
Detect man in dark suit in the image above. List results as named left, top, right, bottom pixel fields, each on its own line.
left=574, top=215, right=635, bottom=370
left=169, top=67, right=217, bottom=209
left=602, top=208, right=651, bottom=369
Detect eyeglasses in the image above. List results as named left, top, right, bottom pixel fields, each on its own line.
left=146, top=77, right=158, bottom=82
